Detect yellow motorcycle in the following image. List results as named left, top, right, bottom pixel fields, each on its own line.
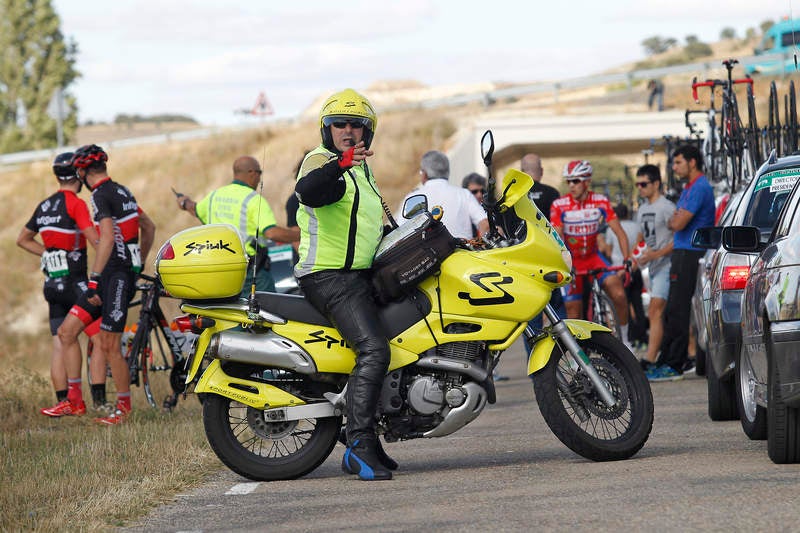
left=155, top=131, right=653, bottom=481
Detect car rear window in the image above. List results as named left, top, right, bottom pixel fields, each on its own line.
left=743, top=169, right=800, bottom=233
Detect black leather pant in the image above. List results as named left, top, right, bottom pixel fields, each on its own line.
left=299, top=269, right=390, bottom=445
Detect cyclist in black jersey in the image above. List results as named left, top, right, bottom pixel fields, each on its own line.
left=57, top=145, right=156, bottom=424
left=17, top=152, right=102, bottom=417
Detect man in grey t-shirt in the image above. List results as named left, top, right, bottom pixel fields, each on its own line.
left=633, top=164, right=675, bottom=368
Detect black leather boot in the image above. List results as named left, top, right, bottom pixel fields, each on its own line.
left=340, top=429, right=398, bottom=471
left=342, top=439, right=393, bottom=481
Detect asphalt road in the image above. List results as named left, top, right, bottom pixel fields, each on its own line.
left=124, top=340, right=800, bottom=532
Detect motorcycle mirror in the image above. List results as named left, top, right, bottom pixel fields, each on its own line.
left=480, top=130, right=494, bottom=167
left=402, top=194, right=428, bottom=219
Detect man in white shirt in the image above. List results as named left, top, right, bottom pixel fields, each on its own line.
left=397, top=150, right=488, bottom=238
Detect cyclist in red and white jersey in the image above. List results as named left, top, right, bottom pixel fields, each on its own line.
left=550, top=160, right=633, bottom=346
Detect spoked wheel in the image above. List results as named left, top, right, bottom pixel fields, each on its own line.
left=722, top=91, right=743, bottom=193
left=588, top=292, right=621, bottom=339
left=203, top=394, right=341, bottom=480
left=786, top=81, right=798, bottom=154
left=134, top=319, right=180, bottom=410
left=532, top=331, right=653, bottom=461
left=746, top=84, right=762, bottom=170
left=769, top=81, right=782, bottom=156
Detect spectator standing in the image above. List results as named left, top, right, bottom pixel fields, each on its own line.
left=294, top=88, right=396, bottom=481
left=16, top=153, right=101, bottom=416
left=599, top=203, right=648, bottom=347
left=57, top=145, right=156, bottom=424
left=175, top=156, right=300, bottom=295
left=633, top=165, right=676, bottom=370
left=398, top=151, right=488, bottom=239
left=646, top=145, right=715, bottom=381
left=647, top=79, right=664, bottom=112
left=521, top=153, right=566, bottom=349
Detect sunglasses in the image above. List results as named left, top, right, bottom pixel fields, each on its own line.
left=331, top=120, right=364, bottom=129
left=635, top=181, right=652, bottom=188
left=566, top=179, right=586, bottom=185
left=470, top=188, right=485, bottom=195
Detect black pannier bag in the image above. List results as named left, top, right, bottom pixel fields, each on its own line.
left=372, top=212, right=457, bottom=303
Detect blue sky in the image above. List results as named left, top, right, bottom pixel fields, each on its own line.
left=52, top=0, right=795, bottom=126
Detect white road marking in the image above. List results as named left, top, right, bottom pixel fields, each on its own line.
left=225, top=482, right=260, bottom=495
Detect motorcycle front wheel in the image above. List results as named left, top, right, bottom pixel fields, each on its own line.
left=203, top=394, right=341, bottom=481
left=532, top=331, right=653, bottom=461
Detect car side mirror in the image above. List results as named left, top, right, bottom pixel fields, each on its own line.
left=691, top=226, right=722, bottom=249
left=721, top=225, right=762, bottom=253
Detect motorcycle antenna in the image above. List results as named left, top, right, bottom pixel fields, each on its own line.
left=480, top=130, right=500, bottom=241
left=247, top=147, right=268, bottom=320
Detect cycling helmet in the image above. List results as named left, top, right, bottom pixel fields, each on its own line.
left=319, top=88, right=377, bottom=151
left=563, top=160, right=593, bottom=179
left=52, top=151, right=76, bottom=180
left=71, top=144, right=108, bottom=169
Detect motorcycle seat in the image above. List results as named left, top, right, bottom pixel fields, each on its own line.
left=254, top=292, right=332, bottom=327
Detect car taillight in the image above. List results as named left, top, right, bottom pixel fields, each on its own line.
left=720, top=265, right=750, bottom=290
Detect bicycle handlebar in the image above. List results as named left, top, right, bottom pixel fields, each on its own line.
left=691, top=77, right=753, bottom=103
left=573, top=264, right=629, bottom=277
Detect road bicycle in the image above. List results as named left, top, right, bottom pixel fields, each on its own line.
left=573, top=264, right=630, bottom=340
left=691, top=59, right=754, bottom=194
left=124, top=273, right=197, bottom=410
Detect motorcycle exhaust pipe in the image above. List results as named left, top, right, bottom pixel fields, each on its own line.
left=209, top=330, right=317, bottom=374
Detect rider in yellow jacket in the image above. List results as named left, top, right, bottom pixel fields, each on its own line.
left=294, top=88, right=395, bottom=481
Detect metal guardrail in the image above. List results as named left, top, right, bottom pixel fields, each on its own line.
left=1, top=52, right=795, bottom=167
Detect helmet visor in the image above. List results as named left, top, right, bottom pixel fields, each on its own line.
left=322, top=115, right=372, bottom=130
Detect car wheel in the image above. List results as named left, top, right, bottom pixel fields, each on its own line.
left=736, top=345, right=767, bottom=440
left=767, top=328, right=800, bottom=463
left=707, top=355, right=738, bottom=421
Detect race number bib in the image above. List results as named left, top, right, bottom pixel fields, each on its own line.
left=41, top=250, right=69, bottom=278
left=127, top=243, right=142, bottom=273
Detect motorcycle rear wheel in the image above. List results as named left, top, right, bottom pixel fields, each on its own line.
left=203, top=394, right=341, bottom=481
left=532, top=331, right=653, bottom=461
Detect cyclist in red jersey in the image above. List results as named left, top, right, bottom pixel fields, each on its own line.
left=57, top=145, right=156, bottom=424
left=550, top=160, right=633, bottom=347
left=17, top=152, right=103, bottom=416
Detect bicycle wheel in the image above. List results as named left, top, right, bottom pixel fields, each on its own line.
left=722, top=92, right=744, bottom=193
left=140, top=318, right=182, bottom=410
left=128, top=316, right=178, bottom=409
left=787, top=81, right=798, bottom=154
left=746, top=84, right=762, bottom=168
left=587, top=290, right=622, bottom=339
left=769, top=81, right=782, bottom=156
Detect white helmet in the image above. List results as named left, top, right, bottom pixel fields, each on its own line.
left=563, top=160, right=593, bottom=179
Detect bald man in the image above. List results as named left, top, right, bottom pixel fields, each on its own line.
left=176, top=155, right=299, bottom=294
left=522, top=153, right=560, bottom=220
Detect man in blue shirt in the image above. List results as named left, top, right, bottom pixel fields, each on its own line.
left=647, top=144, right=715, bottom=381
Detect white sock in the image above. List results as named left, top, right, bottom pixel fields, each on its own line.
left=620, top=323, right=629, bottom=343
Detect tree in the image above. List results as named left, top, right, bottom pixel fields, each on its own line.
left=641, top=36, right=677, bottom=56
left=0, top=0, right=80, bottom=152
left=720, top=27, right=737, bottom=40
left=684, top=35, right=713, bottom=60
